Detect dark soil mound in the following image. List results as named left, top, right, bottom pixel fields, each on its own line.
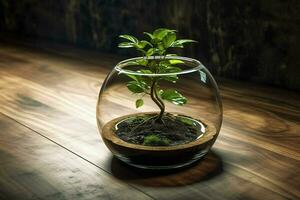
left=115, top=113, right=202, bottom=146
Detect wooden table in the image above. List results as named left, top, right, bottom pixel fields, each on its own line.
left=0, top=40, right=299, bottom=200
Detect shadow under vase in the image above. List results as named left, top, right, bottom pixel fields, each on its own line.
left=109, top=150, right=223, bottom=187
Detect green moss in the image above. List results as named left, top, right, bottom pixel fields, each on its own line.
left=143, top=134, right=170, bottom=146
left=178, top=116, right=195, bottom=126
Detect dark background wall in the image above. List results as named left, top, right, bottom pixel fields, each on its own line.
left=0, top=0, right=299, bottom=90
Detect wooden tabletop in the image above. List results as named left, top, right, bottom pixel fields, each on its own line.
left=0, top=40, right=299, bottom=200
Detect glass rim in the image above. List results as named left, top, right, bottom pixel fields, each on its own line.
left=115, top=56, right=204, bottom=76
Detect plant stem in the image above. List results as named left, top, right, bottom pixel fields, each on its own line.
left=150, top=79, right=165, bottom=122
left=154, top=84, right=165, bottom=121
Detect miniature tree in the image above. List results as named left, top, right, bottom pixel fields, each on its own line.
left=118, top=28, right=196, bottom=123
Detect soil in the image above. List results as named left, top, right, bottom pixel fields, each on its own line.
left=114, top=113, right=203, bottom=146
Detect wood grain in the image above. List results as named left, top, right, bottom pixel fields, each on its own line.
left=0, top=40, right=299, bottom=200
left=0, top=114, right=152, bottom=200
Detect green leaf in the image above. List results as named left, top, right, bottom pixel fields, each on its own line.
left=171, top=43, right=184, bottom=48
left=136, top=40, right=152, bottom=49
left=136, top=48, right=146, bottom=54
left=146, top=48, right=154, bottom=56
left=157, top=43, right=164, bottom=51
left=125, top=59, right=148, bottom=66
left=162, top=32, right=176, bottom=48
left=153, top=28, right=176, bottom=40
left=171, top=39, right=197, bottom=48
left=157, top=43, right=165, bottom=55
left=160, top=89, right=187, bottom=105
left=153, top=28, right=168, bottom=40
left=165, top=66, right=182, bottom=73
left=143, top=32, right=154, bottom=40
left=152, top=48, right=163, bottom=55
left=158, top=61, right=170, bottom=71
left=159, top=66, right=181, bottom=82
left=135, top=99, right=144, bottom=108
left=162, top=75, right=178, bottom=83
left=159, top=61, right=182, bottom=73
left=119, top=34, right=138, bottom=43
left=125, top=61, right=140, bottom=66
left=126, top=81, right=145, bottom=93
left=142, top=40, right=153, bottom=47
left=149, top=60, right=157, bottom=66
left=126, top=74, right=139, bottom=82
left=169, top=59, right=184, bottom=65
left=118, top=42, right=135, bottom=48
left=138, top=69, right=153, bottom=74
left=136, top=59, right=148, bottom=66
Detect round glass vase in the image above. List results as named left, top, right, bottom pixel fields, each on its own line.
left=96, top=56, right=222, bottom=169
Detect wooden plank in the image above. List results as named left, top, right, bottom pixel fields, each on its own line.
left=0, top=42, right=299, bottom=199
left=0, top=113, right=153, bottom=200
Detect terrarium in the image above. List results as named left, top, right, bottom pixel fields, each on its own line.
left=96, top=28, right=222, bottom=169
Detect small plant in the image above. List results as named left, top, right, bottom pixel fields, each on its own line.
left=118, top=28, right=196, bottom=122
left=98, top=28, right=222, bottom=168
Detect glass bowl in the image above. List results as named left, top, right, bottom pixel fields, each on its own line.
left=96, top=56, right=222, bottom=169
